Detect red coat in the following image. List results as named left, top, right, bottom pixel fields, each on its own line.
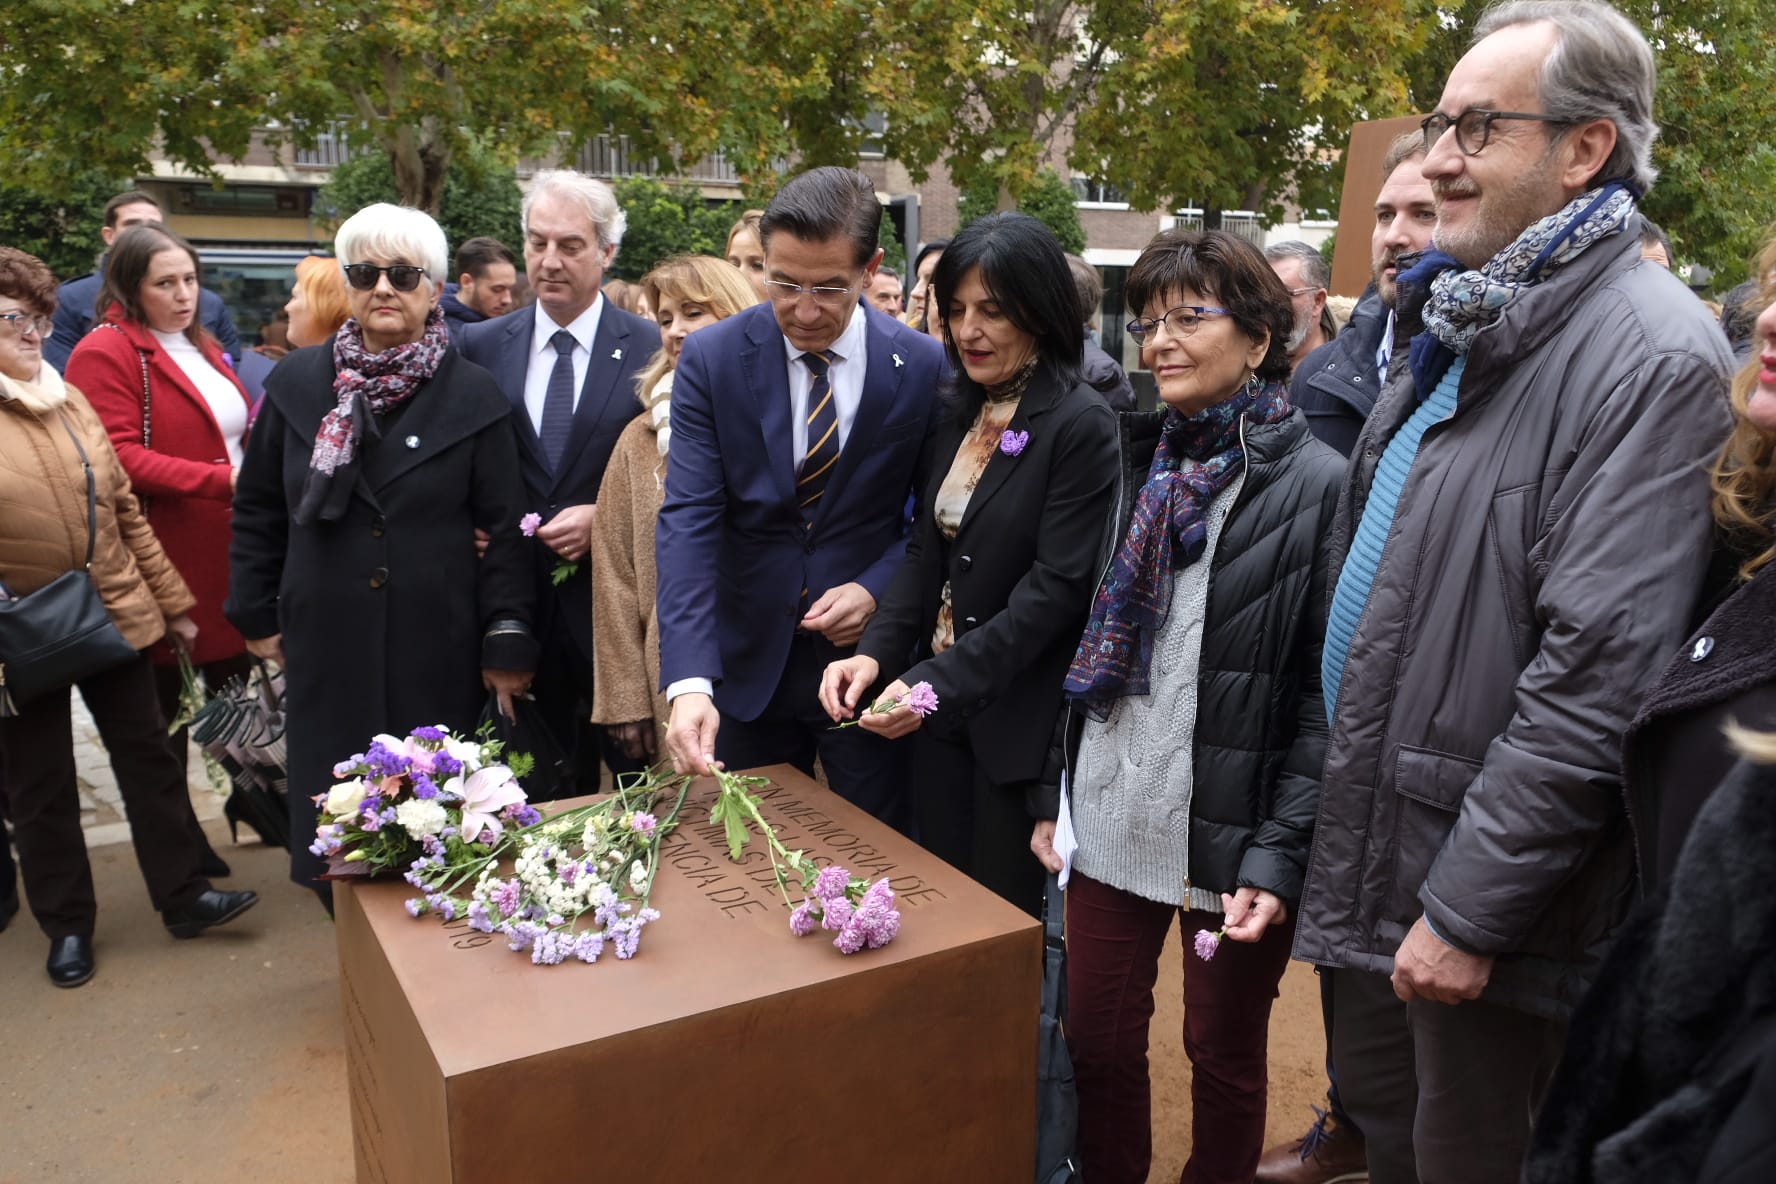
left=65, top=308, right=250, bottom=665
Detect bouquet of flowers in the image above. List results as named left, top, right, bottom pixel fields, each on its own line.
left=309, top=725, right=540, bottom=878
left=710, top=768, right=902, bottom=954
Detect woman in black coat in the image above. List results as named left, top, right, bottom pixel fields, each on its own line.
left=819, top=213, right=1118, bottom=918
left=1037, top=230, right=1343, bottom=1184
left=226, top=205, right=537, bottom=909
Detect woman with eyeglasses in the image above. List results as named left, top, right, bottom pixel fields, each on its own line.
left=1038, top=229, right=1344, bottom=1184
left=65, top=224, right=250, bottom=875
left=818, top=212, right=1118, bottom=918
left=0, top=246, right=257, bottom=987
left=226, top=204, right=538, bottom=911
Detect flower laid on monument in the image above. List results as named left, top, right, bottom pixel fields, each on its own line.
left=830, top=679, right=940, bottom=730
left=711, top=769, right=902, bottom=954
left=310, top=724, right=542, bottom=878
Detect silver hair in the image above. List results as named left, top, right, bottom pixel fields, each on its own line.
left=523, top=169, right=627, bottom=254
left=1473, top=0, right=1659, bottom=192
left=1263, top=240, right=1331, bottom=291
left=334, top=203, right=449, bottom=293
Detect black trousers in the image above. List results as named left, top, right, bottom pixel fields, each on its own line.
left=150, top=653, right=250, bottom=852
left=911, top=729, right=1044, bottom=918
left=529, top=617, right=649, bottom=801
left=716, top=632, right=911, bottom=834
left=1, top=653, right=209, bottom=939
left=1328, top=967, right=1565, bottom=1184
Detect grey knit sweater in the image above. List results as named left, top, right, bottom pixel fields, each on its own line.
left=1070, top=478, right=1243, bottom=911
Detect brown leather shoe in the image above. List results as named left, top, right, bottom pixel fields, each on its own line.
left=1254, top=1107, right=1368, bottom=1184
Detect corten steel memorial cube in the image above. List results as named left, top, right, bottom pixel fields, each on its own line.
left=335, top=765, right=1043, bottom=1183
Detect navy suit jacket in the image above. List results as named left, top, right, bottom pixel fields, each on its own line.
left=656, top=301, right=947, bottom=720
left=459, top=302, right=660, bottom=659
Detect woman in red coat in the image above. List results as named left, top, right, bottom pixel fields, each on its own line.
left=66, top=224, right=252, bottom=867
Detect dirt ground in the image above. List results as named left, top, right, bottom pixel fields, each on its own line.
left=0, top=824, right=1334, bottom=1184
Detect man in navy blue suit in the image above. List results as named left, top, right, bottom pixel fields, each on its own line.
left=656, top=167, right=946, bottom=830
left=459, top=170, right=660, bottom=796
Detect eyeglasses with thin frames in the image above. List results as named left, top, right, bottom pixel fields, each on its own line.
left=1421, top=108, right=1574, bottom=157
left=0, top=311, right=52, bottom=339
left=761, top=277, right=861, bottom=307
left=342, top=263, right=429, bottom=293
left=1126, top=304, right=1232, bottom=343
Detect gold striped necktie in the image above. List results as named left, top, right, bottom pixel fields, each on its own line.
left=797, top=349, right=841, bottom=525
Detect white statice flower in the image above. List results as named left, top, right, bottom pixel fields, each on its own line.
left=324, top=779, right=369, bottom=819
left=394, top=798, right=449, bottom=837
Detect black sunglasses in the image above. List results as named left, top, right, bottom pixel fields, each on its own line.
left=342, top=263, right=428, bottom=293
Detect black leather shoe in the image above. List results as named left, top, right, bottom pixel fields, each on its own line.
left=47, top=935, right=95, bottom=988
left=199, top=849, right=232, bottom=878
left=162, top=889, right=259, bottom=939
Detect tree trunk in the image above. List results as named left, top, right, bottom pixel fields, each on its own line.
left=389, top=120, right=451, bottom=213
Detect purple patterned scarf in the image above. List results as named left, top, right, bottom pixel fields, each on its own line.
left=294, top=306, right=447, bottom=524
left=1064, top=376, right=1290, bottom=714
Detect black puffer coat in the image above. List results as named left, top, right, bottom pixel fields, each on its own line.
left=1047, top=407, right=1344, bottom=904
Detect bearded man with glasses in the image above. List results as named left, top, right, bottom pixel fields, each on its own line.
left=656, top=166, right=946, bottom=832
left=1292, top=3, right=1736, bottom=1182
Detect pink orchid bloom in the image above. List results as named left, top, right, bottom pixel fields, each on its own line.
left=450, top=765, right=527, bottom=843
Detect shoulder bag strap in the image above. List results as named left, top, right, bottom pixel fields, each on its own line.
left=1042, top=872, right=1067, bottom=1022
left=51, top=410, right=99, bottom=570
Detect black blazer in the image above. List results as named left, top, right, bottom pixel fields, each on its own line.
left=458, top=303, right=662, bottom=658
left=857, top=367, right=1117, bottom=788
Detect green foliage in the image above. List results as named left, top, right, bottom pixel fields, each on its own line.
left=0, top=169, right=129, bottom=281
left=318, top=141, right=523, bottom=254
left=606, top=178, right=737, bottom=280
left=879, top=215, right=908, bottom=276
left=958, top=169, right=1087, bottom=255
left=1319, top=234, right=1338, bottom=269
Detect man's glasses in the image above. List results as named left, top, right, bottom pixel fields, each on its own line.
left=761, top=278, right=860, bottom=307
left=1421, top=108, right=1574, bottom=157
left=1126, top=304, right=1231, bottom=343
left=343, top=263, right=429, bottom=293
left=0, top=311, right=52, bottom=339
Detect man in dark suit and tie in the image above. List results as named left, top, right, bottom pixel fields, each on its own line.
left=656, top=166, right=946, bottom=830
left=459, top=170, right=660, bottom=795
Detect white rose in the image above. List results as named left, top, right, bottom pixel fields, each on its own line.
left=324, top=779, right=369, bottom=819
left=394, top=798, right=449, bottom=837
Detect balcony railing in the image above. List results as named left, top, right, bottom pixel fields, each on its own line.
left=1171, top=209, right=1266, bottom=244
left=563, top=135, right=743, bottom=184
left=292, top=124, right=366, bottom=169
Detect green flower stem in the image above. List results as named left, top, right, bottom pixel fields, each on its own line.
left=712, top=768, right=814, bottom=909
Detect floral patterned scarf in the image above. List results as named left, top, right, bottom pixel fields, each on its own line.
left=294, top=306, right=447, bottom=524
left=1064, top=376, right=1291, bottom=714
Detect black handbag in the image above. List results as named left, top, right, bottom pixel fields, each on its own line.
left=476, top=691, right=573, bottom=798
left=1036, top=873, right=1083, bottom=1183
left=0, top=411, right=140, bottom=715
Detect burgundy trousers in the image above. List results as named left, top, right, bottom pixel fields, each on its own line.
left=1065, top=870, right=1295, bottom=1184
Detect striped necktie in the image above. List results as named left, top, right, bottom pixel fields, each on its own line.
left=797, top=349, right=840, bottom=524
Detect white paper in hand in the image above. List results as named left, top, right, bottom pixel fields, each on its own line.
left=1054, top=771, right=1079, bottom=889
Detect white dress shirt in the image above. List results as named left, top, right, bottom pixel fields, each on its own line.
left=666, top=306, right=872, bottom=705
left=522, top=295, right=606, bottom=435
left=151, top=329, right=247, bottom=466
left=1376, top=308, right=1396, bottom=385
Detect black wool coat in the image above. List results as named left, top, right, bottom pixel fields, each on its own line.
left=857, top=368, right=1118, bottom=793
left=226, top=344, right=538, bottom=886
left=1055, top=407, right=1344, bottom=904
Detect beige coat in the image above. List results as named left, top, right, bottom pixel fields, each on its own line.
left=0, top=372, right=194, bottom=650
left=589, top=414, right=668, bottom=738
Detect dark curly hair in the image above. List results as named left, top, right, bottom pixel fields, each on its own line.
left=1125, top=229, right=1295, bottom=382
left=0, top=247, right=59, bottom=318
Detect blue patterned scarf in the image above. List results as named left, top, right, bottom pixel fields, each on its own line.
left=1406, top=182, right=1636, bottom=394
left=1064, top=376, right=1291, bottom=714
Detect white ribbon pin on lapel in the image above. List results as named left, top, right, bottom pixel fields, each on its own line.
left=892, top=352, right=903, bottom=368
left=612, top=348, right=623, bottom=361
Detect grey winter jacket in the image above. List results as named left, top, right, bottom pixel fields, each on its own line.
left=1051, top=407, right=1344, bottom=904
left=1294, top=228, right=1735, bottom=1019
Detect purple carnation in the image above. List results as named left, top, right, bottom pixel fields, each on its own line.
left=789, top=901, right=818, bottom=937
left=902, top=681, right=939, bottom=717
left=1193, top=928, right=1223, bottom=961
left=833, top=919, right=868, bottom=954
left=630, top=811, right=658, bottom=838
left=821, top=896, right=854, bottom=932
left=812, top=865, right=851, bottom=901
left=999, top=429, right=1029, bottom=457
left=520, top=512, right=542, bottom=537
left=492, top=878, right=523, bottom=916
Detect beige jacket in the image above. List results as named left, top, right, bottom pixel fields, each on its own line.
left=589, top=414, right=667, bottom=738
left=0, top=369, right=195, bottom=649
